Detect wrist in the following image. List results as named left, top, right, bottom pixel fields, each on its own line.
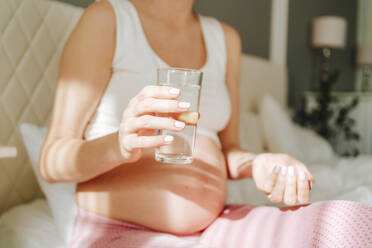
left=235, top=153, right=256, bottom=179
left=111, top=131, right=130, bottom=164
left=226, top=148, right=256, bottom=179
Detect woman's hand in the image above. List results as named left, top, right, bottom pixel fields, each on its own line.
left=118, top=85, right=190, bottom=162
left=252, top=153, right=315, bottom=206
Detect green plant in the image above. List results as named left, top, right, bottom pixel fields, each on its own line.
left=295, top=69, right=360, bottom=157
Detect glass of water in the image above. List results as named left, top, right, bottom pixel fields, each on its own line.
left=155, top=68, right=203, bottom=164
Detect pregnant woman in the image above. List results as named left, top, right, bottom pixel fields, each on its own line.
left=39, top=0, right=371, bottom=247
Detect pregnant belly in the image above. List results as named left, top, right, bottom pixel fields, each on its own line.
left=75, top=135, right=227, bottom=235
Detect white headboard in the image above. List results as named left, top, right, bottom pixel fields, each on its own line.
left=0, top=0, right=83, bottom=214
left=239, top=54, right=287, bottom=113
left=0, top=0, right=287, bottom=214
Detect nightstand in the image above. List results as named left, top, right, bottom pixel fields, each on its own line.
left=305, top=91, right=372, bottom=155
left=0, top=146, right=17, bottom=158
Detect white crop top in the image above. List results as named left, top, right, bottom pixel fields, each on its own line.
left=85, top=0, right=232, bottom=147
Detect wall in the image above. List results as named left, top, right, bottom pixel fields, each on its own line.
left=287, top=0, right=357, bottom=106
left=194, top=0, right=272, bottom=59
left=56, top=0, right=272, bottom=59
left=356, top=0, right=372, bottom=90
left=357, top=0, right=372, bottom=43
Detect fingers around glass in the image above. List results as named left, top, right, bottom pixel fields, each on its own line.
left=138, top=85, right=180, bottom=99
left=127, top=134, right=174, bottom=150
left=134, top=98, right=190, bottom=116
left=125, top=115, right=185, bottom=133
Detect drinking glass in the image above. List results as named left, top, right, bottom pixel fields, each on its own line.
left=155, top=68, right=203, bottom=164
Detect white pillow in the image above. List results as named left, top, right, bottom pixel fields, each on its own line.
left=20, top=123, right=76, bottom=243
left=240, top=112, right=265, bottom=153
left=0, top=199, right=64, bottom=248
left=292, top=124, right=335, bottom=164
left=258, top=95, right=335, bottom=165
left=259, top=95, right=304, bottom=159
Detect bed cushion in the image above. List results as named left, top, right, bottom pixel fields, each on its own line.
left=20, top=123, right=76, bottom=243
left=292, top=125, right=336, bottom=164
left=259, top=95, right=335, bottom=165
left=239, top=55, right=287, bottom=113
left=240, top=112, right=265, bottom=153
left=259, top=95, right=303, bottom=159
left=0, top=199, right=65, bottom=248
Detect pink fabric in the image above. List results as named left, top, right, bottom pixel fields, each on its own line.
left=69, top=201, right=372, bottom=248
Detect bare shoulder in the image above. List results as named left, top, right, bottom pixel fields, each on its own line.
left=78, top=0, right=115, bottom=32
left=61, top=0, right=116, bottom=70
left=219, top=22, right=242, bottom=56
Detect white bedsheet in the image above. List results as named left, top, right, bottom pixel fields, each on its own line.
left=227, top=155, right=372, bottom=207
left=0, top=199, right=64, bottom=248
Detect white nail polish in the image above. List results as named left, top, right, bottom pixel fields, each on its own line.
left=179, top=102, right=190, bottom=108
left=273, top=165, right=281, bottom=174
left=169, top=88, right=180, bottom=95
left=174, top=121, right=185, bottom=128
left=310, top=181, right=313, bottom=189
left=281, top=166, right=287, bottom=176
left=164, top=136, right=174, bottom=143
left=299, top=171, right=306, bottom=181
left=288, top=166, right=295, bottom=177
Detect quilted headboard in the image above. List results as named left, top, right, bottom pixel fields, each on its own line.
left=0, top=0, right=287, bottom=215
left=0, top=0, right=83, bottom=214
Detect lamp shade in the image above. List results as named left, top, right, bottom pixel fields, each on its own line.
left=312, top=16, right=347, bottom=49
left=357, top=44, right=372, bottom=65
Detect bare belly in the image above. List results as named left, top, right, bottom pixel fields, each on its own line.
left=75, top=135, right=227, bottom=234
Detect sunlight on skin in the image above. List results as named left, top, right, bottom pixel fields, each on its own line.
left=76, top=136, right=227, bottom=234
left=76, top=174, right=225, bottom=234
left=41, top=131, right=124, bottom=183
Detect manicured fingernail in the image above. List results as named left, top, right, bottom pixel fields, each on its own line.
left=299, top=171, right=306, bottom=181
left=178, top=102, right=190, bottom=108
left=274, top=165, right=281, bottom=174
left=281, top=166, right=287, bottom=176
left=288, top=166, right=295, bottom=177
left=164, top=136, right=174, bottom=143
left=174, top=121, right=185, bottom=128
left=310, top=181, right=313, bottom=189
left=169, top=88, right=180, bottom=95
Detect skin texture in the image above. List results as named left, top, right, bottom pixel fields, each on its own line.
left=39, top=0, right=315, bottom=235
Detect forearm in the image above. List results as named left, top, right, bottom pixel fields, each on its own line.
left=223, top=146, right=256, bottom=180
left=40, top=131, right=125, bottom=183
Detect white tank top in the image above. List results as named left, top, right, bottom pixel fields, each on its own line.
left=85, top=0, right=232, bottom=147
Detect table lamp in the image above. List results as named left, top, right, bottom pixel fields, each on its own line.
left=311, top=16, right=347, bottom=85
left=356, top=44, right=372, bottom=91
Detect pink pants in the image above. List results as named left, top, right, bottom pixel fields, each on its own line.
left=69, top=200, right=372, bottom=248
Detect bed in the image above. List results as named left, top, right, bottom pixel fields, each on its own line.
left=1, top=0, right=371, bottom=247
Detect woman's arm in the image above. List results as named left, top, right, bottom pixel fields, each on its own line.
left=39, top=1, right=126, bottom=183
left=218, top=23, right=256, bottom=180
left=40, top=1, right=191, bottom=183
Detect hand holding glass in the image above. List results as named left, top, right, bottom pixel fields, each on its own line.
left=155, top=68, right=203, bottom=164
